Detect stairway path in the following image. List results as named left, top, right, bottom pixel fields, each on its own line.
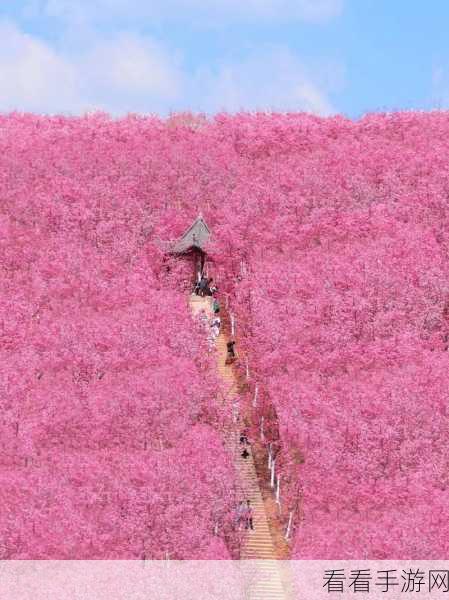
left=190, top=294, right=288, bottom=600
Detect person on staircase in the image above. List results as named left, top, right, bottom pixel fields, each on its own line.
left=241, top=447, right=250, bottom=459
left=209, top=278, right=218, bottom=296
left=235, top=501, right=246, bottom=530
left=197, top=275, right=209, bottom=297
left=240, top=428, right=249, bottom=445
left=199, top=276, right=212, bottom=296
left=225, top=340, right=236, bottom=364
left=193, top=278, right=200, bottom=295
left=210, top=315, right=221, bottom=339
left=245, top=500, right=254, bottom=531
left=212, top=297, right=220, bottom=314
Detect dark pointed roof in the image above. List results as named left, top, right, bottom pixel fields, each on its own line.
left=171, top=215, right=211, bottom=253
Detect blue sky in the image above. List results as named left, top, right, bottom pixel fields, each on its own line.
left=0, top=0, right=448, bottom=117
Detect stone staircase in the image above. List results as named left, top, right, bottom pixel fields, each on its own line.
left=190, top=294, right=288, bottom=599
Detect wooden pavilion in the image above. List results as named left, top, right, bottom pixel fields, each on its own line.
left=169, top=215, right=211, bottom=284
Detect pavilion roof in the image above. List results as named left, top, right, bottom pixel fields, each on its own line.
left=171, top=215, right=211, bottom=253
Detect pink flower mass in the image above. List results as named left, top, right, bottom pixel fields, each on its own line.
left=1, top=111, right=449, bottom=558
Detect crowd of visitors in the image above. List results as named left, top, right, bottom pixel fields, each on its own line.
left=194, top=275, right=217, bottom=297
left=194, top=274, right=222, bottom=344
left=194, top=273, right=238, bottom=360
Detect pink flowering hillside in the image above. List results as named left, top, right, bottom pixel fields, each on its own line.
left=2, top=111, right=449, bottom=558
left=0, top=120, right=236, bottom=558
left=208, top=112, right=449, bottom=558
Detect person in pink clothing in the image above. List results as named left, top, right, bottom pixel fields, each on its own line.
left=210, top=315, right=221, bottom=339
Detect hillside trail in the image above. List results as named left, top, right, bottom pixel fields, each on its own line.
left=190, top=293, right=290, bottom=600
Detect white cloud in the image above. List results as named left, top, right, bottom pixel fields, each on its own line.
left=0, top=21, right=339, bottom=116
left=26, top=0, right=344, bottom=25
left=191, top=47, right=337, bottom=115
left=431, top=65, right=449, bottom=109
left=0, top=21, right=183, bottom=114
left=80, top=34, right=183, bottom=113
left=0, top=21, right=79, bottom=113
